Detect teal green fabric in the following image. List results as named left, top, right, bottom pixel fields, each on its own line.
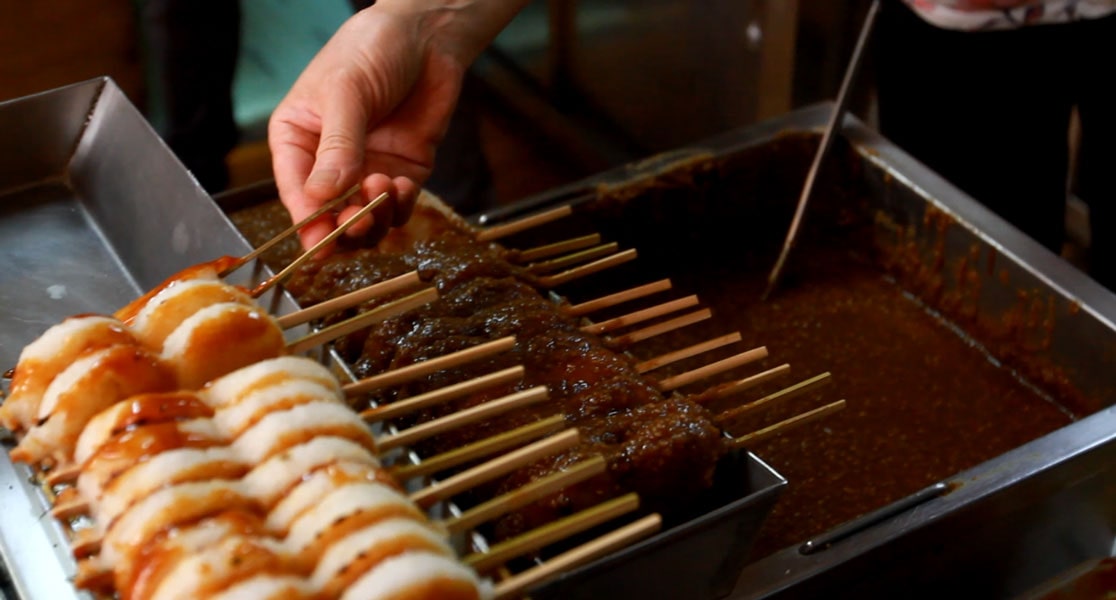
left=233, top=0, right=352, bottom=138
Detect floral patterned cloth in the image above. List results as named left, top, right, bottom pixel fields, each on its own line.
left=904, top=0, right=1116, bottom=29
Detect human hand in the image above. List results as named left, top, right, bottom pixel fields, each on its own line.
left=268, top=4, right=465, bottom=252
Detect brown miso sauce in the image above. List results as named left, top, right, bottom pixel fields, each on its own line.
left=88, top=422, right=219, bottom=468
left=114, top=255, right=241, bottom=324
left=660, top=251, right=1075, bottom=557
left=113, top=392, right=214, bottom=432
left=559, top=136, right=1089, bottom=558
left=226, top=139, right=1092, bottom=561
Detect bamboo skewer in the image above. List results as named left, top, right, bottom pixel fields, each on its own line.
left=45, top=300, right=451, bottom=489
left=71, top=529, right=100, bottom=558
left=343, top=336, right=517, bottom=396
left=276, top=271, right=423, bottom=329
left=608, top=309, right=712, bottom=347
left=527, top=243, right=619, bottom=275
left=53, top=417, right=570, bottom=522
left=72, top=562, right=113, bottom=592
left=656, top=346, right=769, bottom=393
left=562, top=279, right=673, bottom=318
left=729, top=400, right=847, bottom=449
left=581, top=295, right=700, bottom=336
left=44, top=337, right=509, bottom=489
left=56, top=423, right=572, bottom=557
left=35, top=197, right=848, bottom=588
left=716, top=372, right=833, bottom=426
left=252, top=192, right=389, bottom=297
left=636, top=332, right=742, bottom=374
left=377, top=386, right=550, bottom=452
left=409, top=429, right=580, bottom=508
left=493, top=514, right=663, bottom=599
left=511, top=234, right=601, bottom=264
left=464, top=493, right=641, bottom=573
left=442, top=456, right=608, bottom=534
left=52, top=486, right=77, bottom=506
left=43, top=330, right=502, bottom=491
left=36, top=477, right=60, bottom=506
left=360, top=366, right=525, bottom=423
left=45, top=464, right=81, bottom=488
left=694, top=363, right=792, bottom=404
left=475, top=206, right=573, bottom=243
left=28, top=187, right=855, bottom=591
left=218, top=184, right=360, bottom=277
left=285, top=287, right=438, bottom=355
left=538, top=249, right=638, bottom=288
left=390, top=415, right=566, bottom=481
left=51, top=500, right=85, bottom=521
left=763, top=0, right=882, bottom=300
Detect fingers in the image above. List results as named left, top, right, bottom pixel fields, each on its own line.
left=269, top=114, right=337, bottom=252
left=358, top=173, right=399, bottom=243
left=271, top=134, right=420, bottom=254
left=305, top=82, right=371, bottom=204
left=269, top=87, right=381, bottom=253
left=265, top=6, right=437, bottom=254
left=333, top=173, right=394, bottom=241
left=313, top=173, right=407, bottom=252
left=274, top=156, right=337, bottom=252
left=393, top=176, right=418, bottom=226
left=332, top=174, right=418, bottom=246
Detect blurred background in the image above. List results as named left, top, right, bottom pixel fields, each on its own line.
left=0, top=0, right=878, bottom=206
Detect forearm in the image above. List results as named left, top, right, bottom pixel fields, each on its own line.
left=372, top=0, right=529, bottom=65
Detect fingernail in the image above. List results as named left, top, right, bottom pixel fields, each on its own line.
left=306, top=169, right=340, bottom=190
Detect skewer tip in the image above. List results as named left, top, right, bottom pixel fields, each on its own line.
left=760, top=276, right=777, bottom=302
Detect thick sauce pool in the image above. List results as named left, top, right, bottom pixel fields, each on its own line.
left=630, top=244, right=1076, bottom=558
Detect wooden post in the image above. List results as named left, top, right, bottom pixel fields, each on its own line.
left=755, top=0, right=800, bottom=121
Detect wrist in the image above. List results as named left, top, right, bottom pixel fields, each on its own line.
left=371, top=0, right=527, bottom=65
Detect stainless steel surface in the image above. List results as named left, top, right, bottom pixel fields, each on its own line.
left=0, top=78, right=299, bottom=600
left=481, top=103, right=1116, bottom=598
left=2, top=77, right=781, bottom=599
left=10, top=80, right=1115, bottom=597
left=1015, top=557, right=1116, bottom=599
left=532, top=450, right=786, bottom=600
left=763, top=0, right=879, bottom=299
left=488, top=0, right=773, bottom=152
left=215, top=178, right=792, bottom=598
left=733, top=106, right=1116, bottom=600
left=797, top=481, right=950, bottom=556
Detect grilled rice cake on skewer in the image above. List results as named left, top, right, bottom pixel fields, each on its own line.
left=56, top=358, right=485, bottom=599
left=286, top=227, right=726, bottom=542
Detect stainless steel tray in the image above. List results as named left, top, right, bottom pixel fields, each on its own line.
left=216, top=178, right=792, bottom=600
left=478, top=104, right=1116, bottom=599
left=0, top=78, right=298, bottom=600
left=11, top=79, right=1113, bottom=599
left=0, top=77, right=788, bottom=600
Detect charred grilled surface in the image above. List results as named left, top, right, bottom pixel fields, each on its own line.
left=286, top=240, right=725, bottom=540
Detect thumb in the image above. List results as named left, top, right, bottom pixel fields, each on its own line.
left=305, top=87, right=369, bottom=201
